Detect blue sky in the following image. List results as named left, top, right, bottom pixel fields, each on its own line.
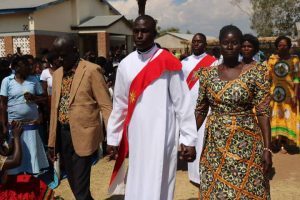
left=107, top=0, right=254, bottom=37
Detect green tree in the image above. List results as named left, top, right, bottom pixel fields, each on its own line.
left=250, top=0, right=300, bottom=36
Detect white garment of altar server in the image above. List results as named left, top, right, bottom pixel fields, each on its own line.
left=107, top=45, right=197, bottom=200
left=181, top=53, right=218, bottom=184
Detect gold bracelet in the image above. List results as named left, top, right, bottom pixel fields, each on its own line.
left=263, top=147, right=273, bottom=154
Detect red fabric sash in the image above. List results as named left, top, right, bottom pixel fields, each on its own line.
left=186, top=55, right=216, bottom=90
left=109, top=49, right=182, bottom=187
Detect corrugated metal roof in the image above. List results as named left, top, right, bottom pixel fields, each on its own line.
left=77, top=15, right=123, bottom=27
left=167, top=32, right=218, bottom=41
left=0, top=0, right=62, bottom=10
left=167, top=32, right=193, bottom=41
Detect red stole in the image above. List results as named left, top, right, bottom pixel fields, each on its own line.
left=186, top=55, right=216, bottom=90
left=109, top=49, right=182, bottom=189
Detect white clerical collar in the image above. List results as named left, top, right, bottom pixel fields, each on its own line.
left=137, top=44, right=159, bottom=61
left=193, top=52, right=207, bottom=59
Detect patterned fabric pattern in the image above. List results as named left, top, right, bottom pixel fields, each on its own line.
left=58, top=72, right=74, bottom=124
left=267, top=54, right=300, bottom=146
left=196, top=64, right=271, bottom=200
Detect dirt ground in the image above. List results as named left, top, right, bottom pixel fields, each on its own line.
left=54, top=153, right=300, bottom=200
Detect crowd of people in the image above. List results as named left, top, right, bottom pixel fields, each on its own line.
left=0, top=14, right=299, bottom=200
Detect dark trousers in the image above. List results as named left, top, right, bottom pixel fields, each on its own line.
left=58, top=124, right=94, bottom=200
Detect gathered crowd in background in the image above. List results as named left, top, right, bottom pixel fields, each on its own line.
left=0, top=14, right=299, bottom=200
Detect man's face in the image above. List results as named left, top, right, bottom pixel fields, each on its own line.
left=133, top=19, right=156, bottom=51
left=192, top=35, right=206, bottom=56
left=53, top=41, right=78, bottom=72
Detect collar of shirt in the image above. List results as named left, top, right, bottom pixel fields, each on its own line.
left=193, top=52, right=207, bottom=60
left=137, top=44, right=159, bottom=61
left=63, top=58, right=81, bottom=77
left=63, top=68, right=76, bottom=77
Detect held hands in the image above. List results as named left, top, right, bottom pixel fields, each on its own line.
left=179, top=144, right=196, bottom=162
left=107, top=145, right=119, bottom=160
left=106, top=144, right=196, bottom=162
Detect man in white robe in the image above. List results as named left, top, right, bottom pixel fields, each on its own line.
left=181, top=33, right=218, bottom=185
left=107, top=15, right=197, bottom=200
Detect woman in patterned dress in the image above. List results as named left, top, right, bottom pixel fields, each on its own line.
left=267, top=36, right=300, bottom=152
left=195, top=25, right=272, bottom=199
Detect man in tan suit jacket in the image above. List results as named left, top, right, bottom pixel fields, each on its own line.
left=48, top=36, right=112, bottom=200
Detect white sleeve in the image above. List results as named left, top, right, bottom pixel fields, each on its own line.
left=107, top=64, right=128, bottom=146
left=211, top=59, right=219, bottom=67
left=40, top=69, right=48, bottom=81
left=0, top=77, right=9, bottom=96
left=169, top=70, right=197, bottom=146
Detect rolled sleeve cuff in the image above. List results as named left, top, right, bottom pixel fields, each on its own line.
left=107, top=133, right=121, bottom=146
left=179, top=135, right=197, bottom=147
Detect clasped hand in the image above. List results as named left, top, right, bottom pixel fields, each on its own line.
left=179, top=144, right=196, bottom=162
left=106, top=144, right=196, bottom=162
left=107, top=145, right=119, bottom=160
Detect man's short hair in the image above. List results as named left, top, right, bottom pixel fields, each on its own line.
left=134, top=15, right=157, bottom=37
left=193, top=33, right=207, bottom=43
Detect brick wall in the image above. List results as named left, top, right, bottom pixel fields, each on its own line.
left=29, top=35, right=36, bottom=56
left=34, top=34, right=57, bottom=57
left=97, top=32, right=109, bottom=58
left=4, top=36, right=13, bottom=55
left=3, top=34, right=76, bottom=57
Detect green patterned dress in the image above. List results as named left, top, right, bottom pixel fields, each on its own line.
left=196, top=64, right=271, bottom=200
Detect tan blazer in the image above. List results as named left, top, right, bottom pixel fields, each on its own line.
left=48, top=60, right=112, bottom=156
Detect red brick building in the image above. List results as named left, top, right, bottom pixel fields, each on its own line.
left=0, top=0, right=133, bottom=58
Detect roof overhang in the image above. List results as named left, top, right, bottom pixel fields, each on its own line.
left=158, top=32, right=219, bottom=45
left=71, top=15, right=132, bottom=31
left=0, top=0, right=65, bottom=15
